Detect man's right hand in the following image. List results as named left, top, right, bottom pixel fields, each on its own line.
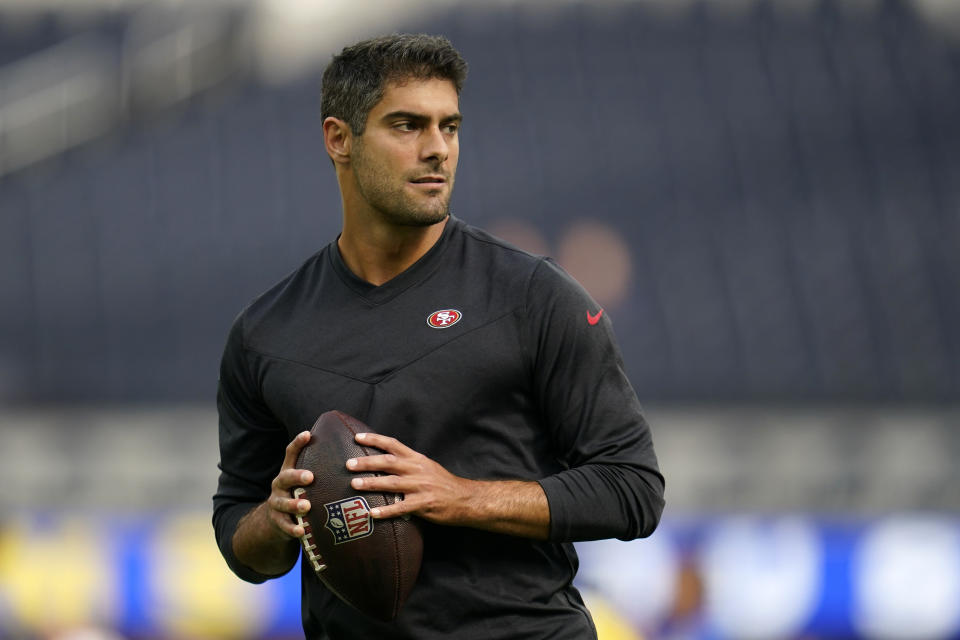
left=231, top=430, right=315, bottom=576
left=266, top=430, right=315, bottom=539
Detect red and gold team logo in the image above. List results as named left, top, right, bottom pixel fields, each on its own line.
left=427, top=309, right=462, bottom=329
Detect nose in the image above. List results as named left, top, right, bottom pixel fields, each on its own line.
left=420, top=125, right=449, bottom=164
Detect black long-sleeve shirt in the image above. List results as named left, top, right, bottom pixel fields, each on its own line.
left=213, top=216, right=665, bottom=639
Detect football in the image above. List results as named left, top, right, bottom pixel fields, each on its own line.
left=292, top=410, right=423, bottom=621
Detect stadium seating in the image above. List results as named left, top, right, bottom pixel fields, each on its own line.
left=0, top=0, right=957, bottom=403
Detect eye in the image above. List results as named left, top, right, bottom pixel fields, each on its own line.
left=443, top=123, right=459, bottom=135
left=394, top=121, right=416, bottom=132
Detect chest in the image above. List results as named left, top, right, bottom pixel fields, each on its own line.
left=252, top=302, right=549, bottom=476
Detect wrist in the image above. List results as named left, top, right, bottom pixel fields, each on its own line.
left=232, top=501, right=300, bottom=576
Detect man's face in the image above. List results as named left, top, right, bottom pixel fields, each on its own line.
left=349, top=77, right=461, bottom=227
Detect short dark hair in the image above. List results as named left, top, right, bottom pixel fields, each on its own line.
left=321, top=34, right=468, bottom=135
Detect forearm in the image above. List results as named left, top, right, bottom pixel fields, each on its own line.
left=232, top=501, right=302, bottom=577
left=456, top=479, right=550, bottom=540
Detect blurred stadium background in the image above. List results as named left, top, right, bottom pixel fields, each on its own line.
left=2, top=0, right=959, bottom=638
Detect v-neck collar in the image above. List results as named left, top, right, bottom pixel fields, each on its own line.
left=328, top=216, right=459, bottom=305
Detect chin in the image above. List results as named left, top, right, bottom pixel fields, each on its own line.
left=401, top=211, right=449, bottom=228
left=382, top=204, right=450, bottom=228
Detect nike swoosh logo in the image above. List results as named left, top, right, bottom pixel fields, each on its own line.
left=587, top=309, right=604, bottom=325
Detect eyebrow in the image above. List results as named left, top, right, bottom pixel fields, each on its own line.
left=381, top=110, right=463, bottom=125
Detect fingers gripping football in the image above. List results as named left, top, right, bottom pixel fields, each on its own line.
left=267, top=430, right=315, bottom=538
left=346, top=432, right=474, bottom=524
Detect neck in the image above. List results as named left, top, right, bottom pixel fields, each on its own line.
left=337, top=213, right=448, bottom=286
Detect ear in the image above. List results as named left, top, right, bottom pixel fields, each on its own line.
left=323, top=117, right=353, bottom=164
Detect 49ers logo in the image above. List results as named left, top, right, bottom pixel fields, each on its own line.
left=427, top=309, right=462, bottom=329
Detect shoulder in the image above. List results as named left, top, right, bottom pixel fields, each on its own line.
left=455, top=219, right=541, bottom=260
left=451, top=217, right=548, bottom=287
left=448, top=217, right=595, bottom=311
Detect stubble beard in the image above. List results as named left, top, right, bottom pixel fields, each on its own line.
left=352, top=147, right=454, bottom=228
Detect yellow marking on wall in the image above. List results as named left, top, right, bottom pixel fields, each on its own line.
left=0, top=517, right=117, bottom=631
left=149, top=513, right=271, bottom=639
left=582, top=589, right=645, bottom=640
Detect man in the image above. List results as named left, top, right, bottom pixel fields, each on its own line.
left=213, top=33, right=664, bottom=639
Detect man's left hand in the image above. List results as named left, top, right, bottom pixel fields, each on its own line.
left=345, top=432, right=473, bottom=524
left=344, top=432, right=551, bottom=539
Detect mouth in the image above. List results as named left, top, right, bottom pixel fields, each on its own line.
left=409, top=175, right=447, bottom=185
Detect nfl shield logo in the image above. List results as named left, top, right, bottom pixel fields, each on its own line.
left=324, top=496, right=374, bottom=544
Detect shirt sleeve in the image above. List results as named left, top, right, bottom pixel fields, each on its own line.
left=524, top=258, right=665, bottom=542
left=212, top=312, right=293, bottom=583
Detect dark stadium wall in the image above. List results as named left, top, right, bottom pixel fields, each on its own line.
left=0, top=0, right=958, bottom=404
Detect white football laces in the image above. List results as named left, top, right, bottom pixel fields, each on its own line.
left=293, top=487, right=327, bottom=573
